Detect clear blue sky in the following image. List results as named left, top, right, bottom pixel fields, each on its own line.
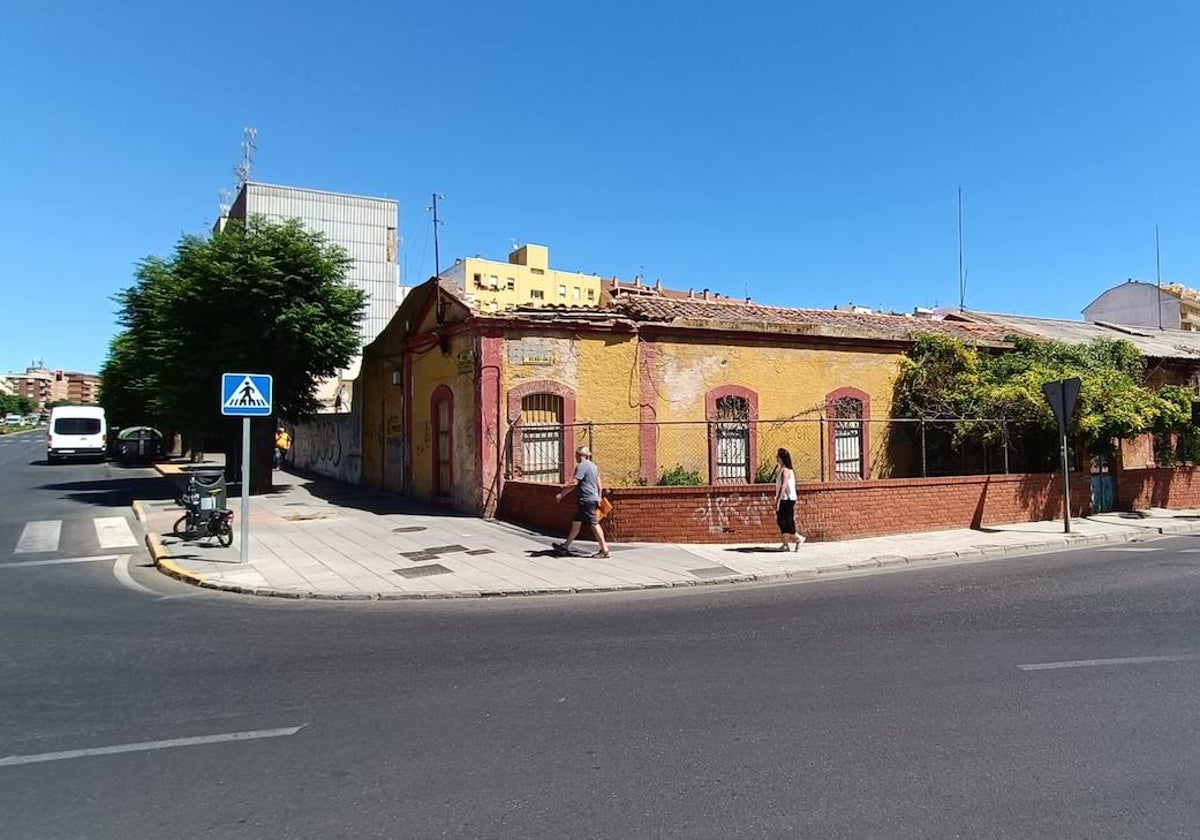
left=3, top=1, right=1199, bottom=374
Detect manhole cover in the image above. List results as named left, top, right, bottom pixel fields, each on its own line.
left=688, top=565, right=737, bottom=579
left=395, top=564, right=452, bottom=578
left=466, top=548, right=495, bottom=556
left=425, top=544, right=468, bottom=554
left=392, top=526, right=427, bottom=533
left=400, top=551, right=436, bottom=562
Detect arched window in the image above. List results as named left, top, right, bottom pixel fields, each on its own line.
left=507, top=381, right=577, bottom=483
left=431, top=386, right=454, bottom=497
left=519, top=392, right=565, bottom=483
left=706, top=386, right=759, bottom=484
left=826, top=387, right=870, bottom=480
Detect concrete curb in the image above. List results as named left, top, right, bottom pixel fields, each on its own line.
left=139, top=510, right=1200, bottom=601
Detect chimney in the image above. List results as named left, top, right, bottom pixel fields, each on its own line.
left=654, top=279, right=662, bottom=291
left=688, top=289, right=695, bottom=299
left=634, top=276, right=643, bottom=288
left=613, top=277, right=620, bottom=288
left=702, top=288, right=709, bottom=300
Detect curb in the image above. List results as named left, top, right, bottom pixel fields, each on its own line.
left=137, top=512, right=1200, bottom=602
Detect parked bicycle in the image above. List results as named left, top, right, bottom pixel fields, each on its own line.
left=173, top=475, right=234, bottom=546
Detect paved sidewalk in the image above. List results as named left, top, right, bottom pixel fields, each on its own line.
left=134, top=467, right=1200, bottom=600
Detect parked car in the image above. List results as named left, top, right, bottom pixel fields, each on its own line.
left=114, top=426, right=166, bottom=463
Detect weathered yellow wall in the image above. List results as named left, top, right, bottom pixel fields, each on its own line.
left=650, top=338, right=903, bottom=483
left=409, top=332, right=480, bottom=510
left=502, top=332, right=642, bottom=485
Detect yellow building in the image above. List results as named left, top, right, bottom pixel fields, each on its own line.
left=360, top=278, right=1012, bottom=516
left=438, top=244, right=605, bottom=312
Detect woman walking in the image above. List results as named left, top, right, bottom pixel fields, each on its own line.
left=774, top=448, right=804, bottom=551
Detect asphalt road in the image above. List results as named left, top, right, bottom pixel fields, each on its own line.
left=3, top=427, right=1200, bottom=839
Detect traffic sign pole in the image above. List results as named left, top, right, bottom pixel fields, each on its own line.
left=220, top=373, right=273, bottom=566
left=241, top=417, right=251, bottom=564
left=1058, top=389, right=1071, bottom=534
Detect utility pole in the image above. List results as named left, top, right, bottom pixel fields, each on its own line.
left=957, top=187, right=966, bottom=312
left=1156, top=225, right=1163, bottom=331
left=429, top=193, right=445, bottom=323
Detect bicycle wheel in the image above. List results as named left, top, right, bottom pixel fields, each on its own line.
left=216, top=521, right=233, bottom=547
left=172, top=515, right=189, bottom=537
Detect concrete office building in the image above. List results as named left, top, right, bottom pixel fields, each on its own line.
left=225, top=182, right=404, bottom=347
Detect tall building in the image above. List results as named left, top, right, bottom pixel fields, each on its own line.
left=65, top=372, right=101, bottom=404
left=5, top=364, right=68, bottom=407
left=224, top=182, right=403, bottom=346
left=439, top=244, right=605, bottom=312
left=1083, top=279, right=1200, bottom=331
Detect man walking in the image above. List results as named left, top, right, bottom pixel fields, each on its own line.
left=553, top=446, right=611, bottom=558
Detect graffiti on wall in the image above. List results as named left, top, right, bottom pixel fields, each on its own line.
left=292, top=414, right=362, bottom=485
left=691, top=493, right=772, bottom=534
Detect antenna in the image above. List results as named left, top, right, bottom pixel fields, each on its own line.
left=1156, top=225, right=1163, bottom=331
left=957, top=187, right=967, bottom=312
left=235, top=126, right=258, bottom=190
left=217, top=188, right=233, bottom=217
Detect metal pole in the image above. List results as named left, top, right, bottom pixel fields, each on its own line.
left=920, top=419, right=927, bottom=478
left=1059, top=391, right=1071, bottom=534
left=1002, top=420, right=1010, bottom=475
left=241, top=417, right=251, bottom=562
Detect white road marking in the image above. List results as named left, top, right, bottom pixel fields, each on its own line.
left=14, top=520, right=61, bottom=554
left=1097, top=547, right=1161, bottom=553
left=1018, top=654, right=1196, bottom=672
left=0, top=724, right=307, bottom=768
left=1180, top=549, right=1200, bottom=554
left=0, top=555, right=119, bottom=569
left=112, top=554, right=158, bottom=595
left=94, top=516, right=137, bottom=549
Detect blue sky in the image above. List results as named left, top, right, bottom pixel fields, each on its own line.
left=3, top=1, right=1199, bottom=374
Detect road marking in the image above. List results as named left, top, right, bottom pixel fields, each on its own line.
left=14, top=520, right=61, bottom=554
left=1018, top=654, right=1196, bottom=672
left=94, top=516, right=137, bottom=549
left=112, top=554, right=159, bottom=595
left=0, top=555, right=119, bottom=569
left=1097, top=547, right=1161, bottom=553
left=0, top=724, right=307, bottom=768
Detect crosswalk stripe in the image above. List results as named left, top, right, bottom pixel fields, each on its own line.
left=14, top=520, right=62, bottom=554
left=94, top=516, right=137, bottom=549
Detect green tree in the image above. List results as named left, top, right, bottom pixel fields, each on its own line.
left=894, top=333, right=1191, bottom=454
left=102, top=216, right=364, bottom=491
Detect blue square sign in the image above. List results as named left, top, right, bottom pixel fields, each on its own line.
left=221, top=373, right=273, bottom=417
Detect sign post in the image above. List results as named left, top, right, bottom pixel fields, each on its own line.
left=221, top=373, right=273, bottom=563
left=1041, top=377, right=1082, bottom=534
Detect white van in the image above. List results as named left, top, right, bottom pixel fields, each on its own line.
left=47, top=406, right=107, bottom=464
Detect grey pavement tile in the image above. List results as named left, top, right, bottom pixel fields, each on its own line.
left=395, top=563, right=453, bottom=579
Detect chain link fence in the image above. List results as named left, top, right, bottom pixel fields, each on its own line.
left=506, top=418, right=1064, bottom=488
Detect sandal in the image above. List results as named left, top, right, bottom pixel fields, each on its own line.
left=592, top=550, right=611, bottom=558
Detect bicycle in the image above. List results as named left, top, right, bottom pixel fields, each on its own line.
left=172, top=476, right=234, bottom=547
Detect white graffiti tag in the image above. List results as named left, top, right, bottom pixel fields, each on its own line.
left=691, top=494, right=771, bottom=534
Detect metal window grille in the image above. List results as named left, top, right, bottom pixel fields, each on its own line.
left=520, top=393, right=564, bottom=482
left=833, top=397, right=863, bottom=479
left=714, top=396, right=751, bottom=483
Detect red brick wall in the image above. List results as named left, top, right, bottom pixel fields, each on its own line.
left=499, top=473, right=1093, bottom=543
left=1118, top=468, right=1200, bottom=511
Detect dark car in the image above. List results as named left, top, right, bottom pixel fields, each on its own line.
left=114, top=426, right=166, bottom=464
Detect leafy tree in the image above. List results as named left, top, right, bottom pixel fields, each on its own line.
left=102, top=216, right=364, bottom=491
left=894, top=333, right=1192, bottom=454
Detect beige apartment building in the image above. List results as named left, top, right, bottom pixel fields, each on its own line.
left=438, top=244, right=605, bottom=312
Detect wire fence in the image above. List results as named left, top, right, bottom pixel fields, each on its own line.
left=506, top=418, right=1065, bottom=487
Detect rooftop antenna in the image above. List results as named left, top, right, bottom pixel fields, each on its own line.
left=234, top=126, right=258, bottom=190
left=957, top=186, right=967, bottom=312
left=1156, top=224, right=1163, bottom=331
left=217, top=188, right=233, bottom=217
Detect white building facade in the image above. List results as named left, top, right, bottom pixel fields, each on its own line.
left=227, top=182, right=403, bottom=347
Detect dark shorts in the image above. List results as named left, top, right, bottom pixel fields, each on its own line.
left=575, top=499, right=599, bottom=525
left=776, top=500, right=796, bottom=535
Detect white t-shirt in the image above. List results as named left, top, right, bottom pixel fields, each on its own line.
left=776, top=468, right=797, bottom=501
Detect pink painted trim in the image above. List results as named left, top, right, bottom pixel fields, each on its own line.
left=705, top=385, right=759, bottom=484
left=477, top=335, right=504, bottom=514
left=638, top=340, right=657, bottom=484
left=825, top=386, right=871, bottom=480
left=507, top=379, right=577, bottom=483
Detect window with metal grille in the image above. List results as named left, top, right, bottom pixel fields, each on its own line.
left=833, top=396, right=864, bottom=479
left=519, top=393, right=564, bottom=482
left=714, top=395, right=751, bottom=483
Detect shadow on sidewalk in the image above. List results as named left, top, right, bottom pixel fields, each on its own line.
left=38, top=475, right=178, bottom=508
left=724, top=546, right=790, bottom=554
left=281, top=468, right=469, bottom=519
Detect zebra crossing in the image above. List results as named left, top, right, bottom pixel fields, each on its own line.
left=8, top=516, right=139, bottom=558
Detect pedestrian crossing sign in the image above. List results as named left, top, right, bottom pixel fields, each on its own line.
left=221, top=373, right=273, bottom=417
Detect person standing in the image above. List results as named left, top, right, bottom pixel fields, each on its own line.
left=274, top=425, right=291, bottom=469
left=553, top=446, right=611, bottom=558
left=774, top=447, right=804, bottom=551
